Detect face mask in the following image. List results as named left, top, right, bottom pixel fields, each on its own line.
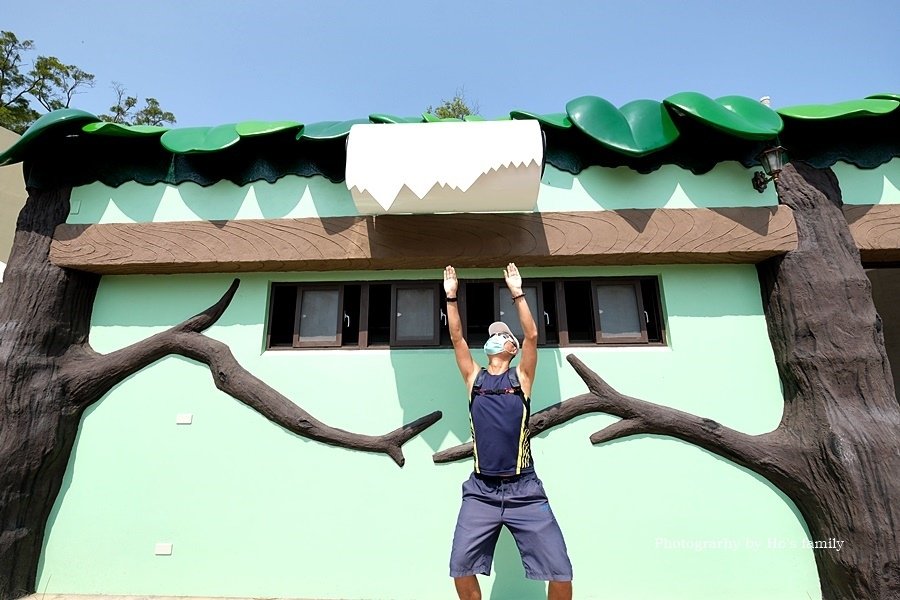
left=484, top=334, right=516, bottom=356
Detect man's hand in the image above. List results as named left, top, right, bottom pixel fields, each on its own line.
left=504, top=262, right=523, bottom=295
left=444, top=265, right=459, bottom=297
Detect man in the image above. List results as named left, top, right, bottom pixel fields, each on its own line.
left=443, top=263, right=573, bottom=600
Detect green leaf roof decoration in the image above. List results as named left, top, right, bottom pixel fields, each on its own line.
left=422, top=113, right=462, bottom=123
left=368, top=114, right=426, bottom=124
left=867, top=93, right=900, bottom=102
left=1, top=93, right=896, bottom=171
left=0, top=108, right=99, bottom=166
left=161, top=125, right=242, bottom=153
left=81, top=122, right=169, bottom=137
left=234, top=120, right=302, bottom=137
left=664, top=93, right=784, bottom=140
left=566, top=96, right=680, bottom=156
left=297, top=119, right=369, bottom=140
left=777, top=98, right=900, bottom=120
left=510, top=111, right=573, bottom=129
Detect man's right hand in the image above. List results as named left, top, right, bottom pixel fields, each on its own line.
left=444, top=265, right=459, bottom=297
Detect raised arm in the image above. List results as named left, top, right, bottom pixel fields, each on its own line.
left=444, top=266, right=479, bottom=389
left=505, top=263, right=538, bottom=396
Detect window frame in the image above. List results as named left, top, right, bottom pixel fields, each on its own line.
left=293, top=284, right=344, bottom=348
left=389, top=282, right=441, bottom=347
left=265, top=276, right=665, bottom=350
left=494, top=282, right=547, bottom=345
left=590, top=279, right=649, bottom=344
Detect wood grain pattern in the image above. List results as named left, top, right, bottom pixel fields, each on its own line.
left=50, top=208, right=798, bottom=274
left=845, top=204, right=900, bottom=262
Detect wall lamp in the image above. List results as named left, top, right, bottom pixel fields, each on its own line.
left=752, top=145, right=788, bottom=193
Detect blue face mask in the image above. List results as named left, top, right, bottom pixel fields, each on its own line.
left=484, top=334, right=515, bottom=356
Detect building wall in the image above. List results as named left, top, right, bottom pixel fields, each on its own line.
left=36, top=160, right=878, bottom=599
left=0, top=127, right=27, bottom=270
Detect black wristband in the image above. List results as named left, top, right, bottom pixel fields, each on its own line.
left=446, top=297, right=458, bottom=303
left=511, top=293, right=525, bottom=302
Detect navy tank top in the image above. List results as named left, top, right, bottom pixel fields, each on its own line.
left=469, top=368, right=533, bottom=476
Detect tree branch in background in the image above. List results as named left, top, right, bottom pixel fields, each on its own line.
left=0, top=29, right=174, bottom=132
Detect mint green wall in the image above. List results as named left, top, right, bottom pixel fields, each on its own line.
left=834, top=158, right=900, bottom=205
left=66, top=159, right=899, bottom=224
left=68, top=161, right=780, bottom=225
left=38, top=265, right=822, bottom=600
left=536, top=162, right=778, bottom=210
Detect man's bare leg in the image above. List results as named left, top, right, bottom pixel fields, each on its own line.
left=454, top=575, right=481, bottom=600
left=548, top=580, right=573, bottom=600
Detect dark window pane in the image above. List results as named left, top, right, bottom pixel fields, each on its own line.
left=269, top=285, right=297, bottom=347
left=342, top=284, right=361, bottom=346
left=641, top=279, right=664, bottom=343
left=542, top=281, right=559, bottom=344
left=595, top=284, right=642, bottom=338
left=465, top=282, right=495, bottom=346
left=395, top=287, right=436, bottom=341
left=563, top=281, right=594, bottom=343
left=298, top=289, right=340, bottom=343
left=440, top=296, right=452, bottom=346
left=498, top=285, right=539, bottom=341
left=368, top=284, right=391, bottom=345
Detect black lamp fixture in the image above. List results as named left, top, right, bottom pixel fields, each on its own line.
left=752, top=145, right=788, bottom=193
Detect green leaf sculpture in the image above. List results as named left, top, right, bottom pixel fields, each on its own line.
left=159, top=121, right=302, bottom=153
left=510, top=111, right=573, bottom=129
left=565, top=96, right=679, bottom=156
left=867, top=93, right=900, bottom=102
left=161, top=125, right=242, bottom=153
left=297, top=119, right=370, bottom=140
left=0, top=108, right=99, bottom=166
left=82, top=122, right=169, bottom=137
left=368, top=114, right=426, bottom=124
left=664, top=92, right=783, bottom=140
left=234, top=120, right=302, bottom=137
left=778, top=98, right=899, bottom=120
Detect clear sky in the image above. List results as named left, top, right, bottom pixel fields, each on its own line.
left=3, top=0, right=898, bottom=127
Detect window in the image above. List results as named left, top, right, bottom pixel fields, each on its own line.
left=266, top=277, right=664, bottom=350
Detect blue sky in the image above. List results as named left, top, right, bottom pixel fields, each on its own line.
left=4, top=0, right=898, bottom=127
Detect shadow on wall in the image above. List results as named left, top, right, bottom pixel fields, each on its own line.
left=387, top=346, right=564, bottom=455
left=834, top=160, right=900, bottom=205
left=70, top=175, right=360, bottom=225
left=490, top=529, right=547, bottom=600
left=388, top=346, right=565, bottom=599
left=542, top=163, right=777, bottom=210
left=69, top=181, right=166, bottom=224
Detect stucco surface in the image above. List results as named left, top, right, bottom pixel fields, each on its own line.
left=37, top=265, right=821, bottom=599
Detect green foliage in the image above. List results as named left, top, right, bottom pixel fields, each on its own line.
left=99, top=82, right=176, bottom=126
left=0, top=30, right=174, bottom=134
left=426, top=88, right=479, bottom=120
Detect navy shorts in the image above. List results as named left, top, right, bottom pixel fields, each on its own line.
left=449, top=471, right=573, bottom=581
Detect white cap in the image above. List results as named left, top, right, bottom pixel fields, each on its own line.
left=488, top=321, right=520, bottom=350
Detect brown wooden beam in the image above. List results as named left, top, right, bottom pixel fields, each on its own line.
left=845, top=204, right=900, bottom=263
left=50, top=208, right=797, bottom=275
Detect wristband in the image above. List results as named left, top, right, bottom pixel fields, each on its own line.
left=511, top=293, right=525, bottom=302
left=446, top=297, right=458, bottom=303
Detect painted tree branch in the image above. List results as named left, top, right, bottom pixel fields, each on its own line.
left=60, top=279, right=441, bottom=467
left=433, top=355, right=783, bottom=479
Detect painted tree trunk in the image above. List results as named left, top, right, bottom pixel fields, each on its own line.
left=0, top=186, right=99, bottom=598
left=758, top=162, right=900, bottom=599
left=0, top=184, right=440, bottom=599
left=434, top=162, right=900, bottom=600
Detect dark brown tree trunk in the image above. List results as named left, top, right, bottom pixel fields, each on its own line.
left=758, top=162, right=900, bottom=599
left=434, top=163, right=900, bottom=599
left=0, top=185, right=440, bottom=599
left=0, top=186, right=100, bottom=598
